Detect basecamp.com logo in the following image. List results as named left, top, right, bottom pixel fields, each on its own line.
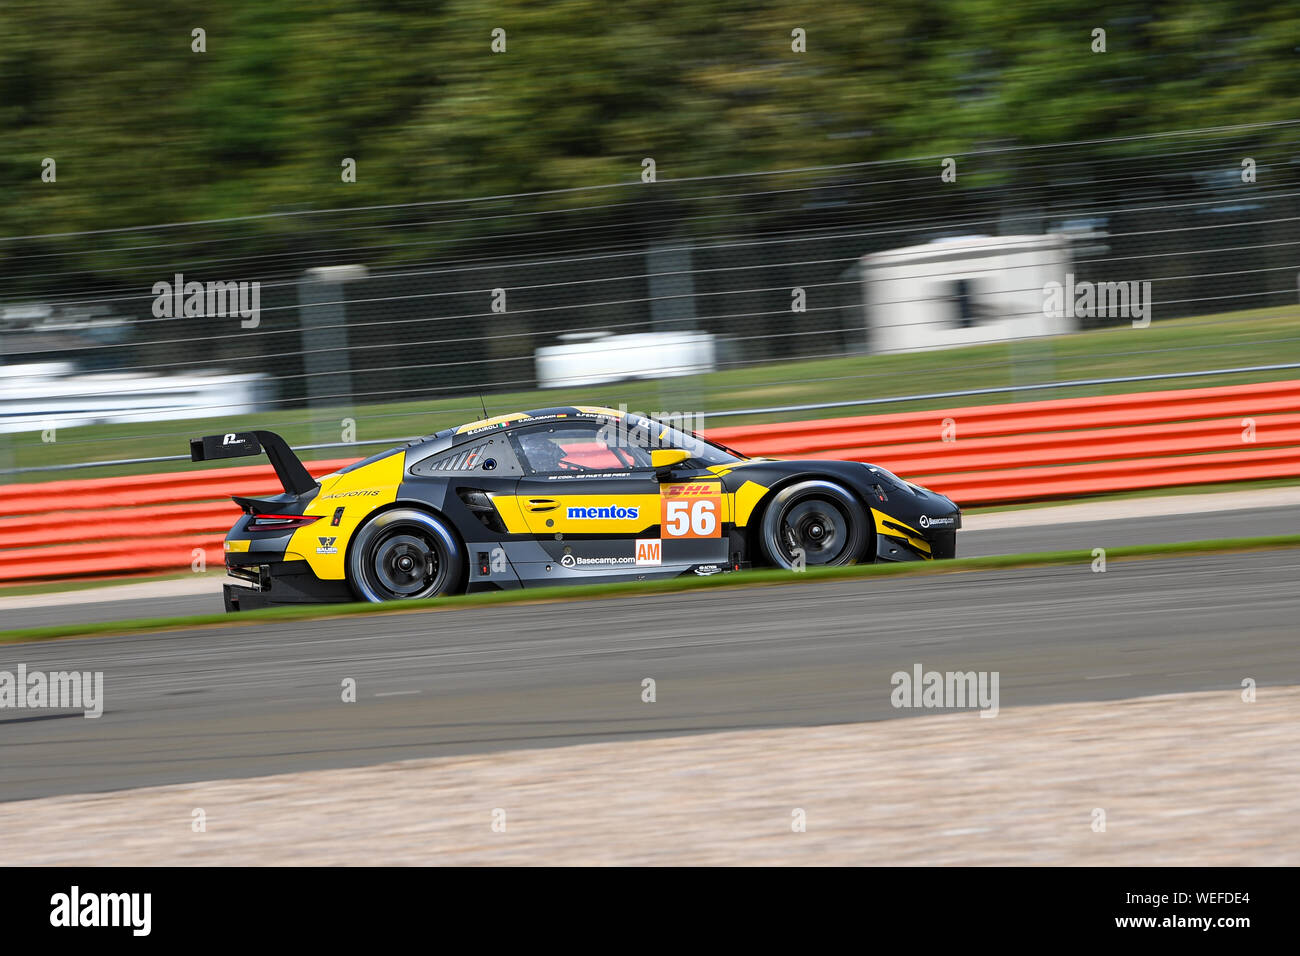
left=917, top=514, right=956, bottom=529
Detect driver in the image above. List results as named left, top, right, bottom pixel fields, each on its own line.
left=524, top=435, right=575, bottom=472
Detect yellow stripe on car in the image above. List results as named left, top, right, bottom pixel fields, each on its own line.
left=731, top=480, right=769, bottom=527
left=873, top=511, right=931, bottom=554
left=455, top=412, right=530, bottom=434
left=494, top=493, right=664, bottom=535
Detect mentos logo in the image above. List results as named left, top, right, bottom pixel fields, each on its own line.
left=567, top=505, right=640, bottom=520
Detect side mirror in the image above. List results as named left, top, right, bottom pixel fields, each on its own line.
left=651, top=448, right=691, bottom=480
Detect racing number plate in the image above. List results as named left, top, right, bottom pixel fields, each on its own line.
left=661, top=481, right=722, bottom=538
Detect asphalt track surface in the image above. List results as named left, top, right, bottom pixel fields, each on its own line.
left=1, top=547, right=1297, bottom=802
left=3, top=502, right=1297, bottom=631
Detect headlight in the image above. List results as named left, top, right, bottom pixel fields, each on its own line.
left=862, top=464, right=909, bottom=491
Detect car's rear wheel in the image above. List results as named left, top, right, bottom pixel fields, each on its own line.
left=348, top=508, right=464, bottom=602
left=759, top=480, right=871, bottom=569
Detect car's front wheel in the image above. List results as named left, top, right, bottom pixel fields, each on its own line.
left=759, top=480, right=871, bottom=570
left=347, top=508, right=464, bottom=602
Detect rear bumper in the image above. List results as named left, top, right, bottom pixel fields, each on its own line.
left=224, top=583, right=275, bottom=612
left=222, top=559, right=352, bottom=612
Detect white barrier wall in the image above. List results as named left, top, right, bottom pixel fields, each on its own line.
left=535, top=331, right=716, bottom=388
left=0, top=364, right=271, bottom=433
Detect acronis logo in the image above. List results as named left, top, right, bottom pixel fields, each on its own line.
left=567, top=505, right=639, bottom=520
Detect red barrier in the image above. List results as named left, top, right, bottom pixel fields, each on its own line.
left=702, top=379, right=1300, bottom=506
left=2, top=380, right=1297, bottom=581
left=0, top=458, right=354, bottom=513
left=0, top=460, right=350, bottom=582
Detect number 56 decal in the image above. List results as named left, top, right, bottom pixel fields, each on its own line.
left=662, top=482, right=722, bottom=538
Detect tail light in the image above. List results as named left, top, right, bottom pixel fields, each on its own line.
left=247, top=514, right=321, bottom=531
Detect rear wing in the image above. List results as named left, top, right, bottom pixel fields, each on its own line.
left=189, top=430, right=319, bottom=497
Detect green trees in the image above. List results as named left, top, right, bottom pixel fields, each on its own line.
left=1, top=0, right=1296, bottom=268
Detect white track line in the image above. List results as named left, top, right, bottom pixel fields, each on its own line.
left=963, top=485, right=1300, bottom=532
left=0, top=575, right=229, bottom=611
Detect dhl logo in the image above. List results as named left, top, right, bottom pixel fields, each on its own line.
left=665, top=483, right=719, bottom=498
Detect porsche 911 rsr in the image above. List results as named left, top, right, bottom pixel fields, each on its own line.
left=190, top=406, right=961, bottom=611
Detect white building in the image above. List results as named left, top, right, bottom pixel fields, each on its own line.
left=859, top=234, right=1076, bottom=354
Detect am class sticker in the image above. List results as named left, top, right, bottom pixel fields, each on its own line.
left=635, top=539, right=662, bottom=566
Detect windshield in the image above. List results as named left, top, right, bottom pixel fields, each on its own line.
left=627, top=415, right=745, bottom=466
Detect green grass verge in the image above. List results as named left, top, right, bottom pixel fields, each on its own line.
left=3, top=533, right=1297, bottom=645
left=4, top=305, right=1298, bottom=481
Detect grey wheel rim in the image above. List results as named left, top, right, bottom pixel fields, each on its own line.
left=364, top=527, right=447, bottom=599
left=778, top=498, right=851, bottom=565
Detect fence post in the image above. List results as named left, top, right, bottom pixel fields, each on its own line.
left=298, top=265, right=367, bottom=447
left=647, top=241, right=700, bottom=415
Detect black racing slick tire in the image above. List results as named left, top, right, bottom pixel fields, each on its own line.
left=759, top=480, right=872, bottom=570
left=347, top=508, right=464, bottom=602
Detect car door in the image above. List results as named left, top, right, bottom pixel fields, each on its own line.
left=505, top=421, right=666, bottom=580
left=505, top=419, right=732, bottom=581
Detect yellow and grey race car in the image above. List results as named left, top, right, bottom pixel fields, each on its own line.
left=191, top=406, right=961, bottom=611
